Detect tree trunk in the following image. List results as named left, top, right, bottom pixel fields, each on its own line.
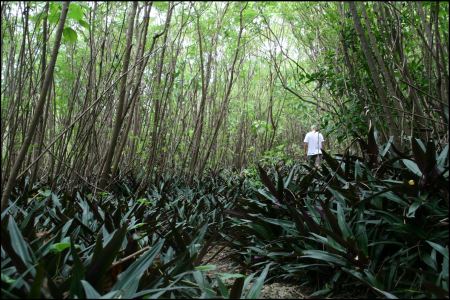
left=349, top=1, right=396, bottom=142
left=100, top=2, right=137, bottom=186
left=1, top=1, right=69, bottom=212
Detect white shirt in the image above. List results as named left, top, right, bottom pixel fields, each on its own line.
left=304, top=131, right=324, bottom=155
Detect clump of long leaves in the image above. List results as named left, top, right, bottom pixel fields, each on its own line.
left=223, top=128, right=448, bottom=299
left=1, top=171, right=270, bottom=299
left=2, top=128, right=448, bottom=299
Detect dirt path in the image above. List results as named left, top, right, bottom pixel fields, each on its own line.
left=201, top=244, right=309, bottom=299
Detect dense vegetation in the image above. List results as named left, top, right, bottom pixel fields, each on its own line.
left=1, top=1, right=448, bottom=299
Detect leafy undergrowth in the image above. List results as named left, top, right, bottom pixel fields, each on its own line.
left=2, top=130, right=448, bottom=299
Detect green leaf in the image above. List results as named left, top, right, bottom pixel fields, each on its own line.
left=380, top=136, right=394, bottom=157
left=426, top=241, right=449, bottom=260
left=355, top=159, right=363, bottom=180
left=309, top=287, right=332, bottom=297
left=406, top=202, right=421, bottom=218
left=194, top=264, right=217, bottom=271
left=50, top=242, right=71, bottom=253
left=302, top=250, right=347, bottom=266
left=355, top=213, right=368, bottom=256
left=308, top=233, right=346, bottom=253
left=69, top=242, right=86, bottom=299
left=112, top=239, right=165, bottom=294
left=78, top=19, right=90, bottom=29
left=257, top=165, right=280, bottom=201
left=382, top=191, right=408, bottom=207
left=7, top=216, right=33, bottom=268
left=81, top=280, right=102, bottom=299
left=422, top=250, right=437, bottom=271
left=246, top=263, right=271, bottom=299
left=153, top=2, right=169, bottom=11
left=63, top=27, right=78, bottom=43
left=85, top=226, right=128, bottom=288
left=48, top=3, right=61, bottom=24
left=192, top=270, right=215, bottom=297
left=29, top=262, right=46, bottom=298
left=336, top=202, right=352, bottom=240
left=218, top=273, right=245, bottom=281
left=216, top=277, right=229, bottom=298
left=436, top=144, right=448, bottom=170
left=128, top=222, right=146, bottom=230
left=68, top=3, right=83, bottom=21
left=284, top=165, right=297, bottom=188
left=1, top=273, right=15, bottom=284
left=38, top=189, right=51, bottom=198
left=402, top=159, right=423, bottom=176
left=371, top=287, right=398, bottom=299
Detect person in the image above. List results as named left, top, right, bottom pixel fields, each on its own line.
left=303, top=124, right=324, bottom=168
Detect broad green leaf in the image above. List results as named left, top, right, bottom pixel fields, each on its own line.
left=422, top=250, right=437, bottom=271
left=50, top=242, right=71, bottom=253
left=63, top=27, right=78, bottom=43
left=7, top=216, right=33, bottom=268
left=68, top=3, right=83, bottom=21
left=78, top=19, right=89, bottom=29
left=402, top=159, right=423, bottom=177
left=48, top=3, right=61, bottom=24
left=437, top=144, right=448, bottom=167
left=382, top=191, right=408, bottom=207
left=2, top=273, right=15, bottom=284
left=426, top=241, right=449, bottom=260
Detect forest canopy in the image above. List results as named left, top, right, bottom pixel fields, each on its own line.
left=1, top=1, right=448, bottom=192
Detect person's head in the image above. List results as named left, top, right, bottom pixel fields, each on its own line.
left=310, top=124, right=317, bottom=132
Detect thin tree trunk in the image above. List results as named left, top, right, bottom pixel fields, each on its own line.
left=100, top=2, right=137, bottom=186
left=1, top=1, right=69, bottom=211
left=349, top=1, right=396, bottom=142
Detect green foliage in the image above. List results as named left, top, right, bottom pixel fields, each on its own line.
left=63, top=27, right=77, bottom=43
left=1, top=2, right=448, bottom=297
left=1, top=131, right=449, bottom=298
left=153, top=2, right=169, bottom=12
left=222, top=131, right=449, bottom=298
left=0, top=170, right=265, bottom=298
left=48, top=2, right=62, bottom=24
left=67, top=3, right=84, bottom=21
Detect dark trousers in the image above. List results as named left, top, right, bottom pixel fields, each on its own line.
left=308, top=154, right=322, bottom=167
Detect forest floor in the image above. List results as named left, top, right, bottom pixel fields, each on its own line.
left=200, top=244, right=313, bottom=299
left=201, top=244, right=368, bottom=299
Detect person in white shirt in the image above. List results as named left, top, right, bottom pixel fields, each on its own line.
left=303, top=125, right=325, bottom=167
